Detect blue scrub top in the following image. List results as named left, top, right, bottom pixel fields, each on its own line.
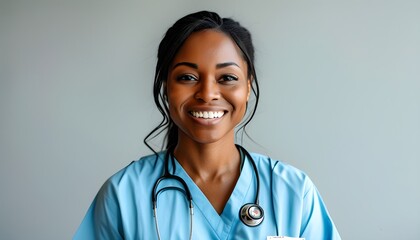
left=74, top=151, right=341, bottom=239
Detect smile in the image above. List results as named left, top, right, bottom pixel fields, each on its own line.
left=190, top=111, right=225, bottom=119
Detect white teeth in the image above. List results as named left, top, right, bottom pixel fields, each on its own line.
left=191, top=111, right=224, bottom=119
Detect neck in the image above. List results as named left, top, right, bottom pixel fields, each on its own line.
left=173, top=135, right=240, bottom=181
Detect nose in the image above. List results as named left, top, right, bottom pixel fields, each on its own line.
left=194, top=77, right=220, bottom=102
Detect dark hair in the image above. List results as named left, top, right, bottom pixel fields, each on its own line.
left=144, top=10, right=260, bottom=153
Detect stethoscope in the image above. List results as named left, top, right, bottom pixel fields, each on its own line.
left=152, top=144, right=264, bottom=240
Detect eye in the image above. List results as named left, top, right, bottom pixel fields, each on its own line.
left=176, top=74, right=198, bottom=82
left=219, top=74, right=239, bottom=83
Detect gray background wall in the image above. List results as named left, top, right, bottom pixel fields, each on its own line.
left=1, top=0, right=419, bottom=239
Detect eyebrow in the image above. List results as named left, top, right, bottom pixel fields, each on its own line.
left=172, top=61, right=240, bottom=70
left=216, top=62, right=240, bottom=69
left=172, top=62, right=198, bottom=69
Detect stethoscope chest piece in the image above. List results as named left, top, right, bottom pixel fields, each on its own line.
left=239, top=203, right=264, bottom=227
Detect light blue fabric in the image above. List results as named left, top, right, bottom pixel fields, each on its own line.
left=74, top=151, right=341, bottom=239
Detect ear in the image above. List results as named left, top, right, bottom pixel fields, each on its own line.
left=246, top=78, right=251, bottom=101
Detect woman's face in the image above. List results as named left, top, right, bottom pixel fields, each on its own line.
left=166, top=30, right=250, bottom=145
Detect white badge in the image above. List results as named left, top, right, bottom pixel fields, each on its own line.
left=267, top=237, right=305, bottom=240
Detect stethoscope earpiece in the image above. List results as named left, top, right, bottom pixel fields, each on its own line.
left=239, top=203, right=264, bottom=227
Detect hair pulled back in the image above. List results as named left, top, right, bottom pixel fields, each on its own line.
left=144, top=11, right=259, bottom=153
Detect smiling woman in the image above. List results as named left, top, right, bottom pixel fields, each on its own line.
left=74, top=11, right=341, bottom=240
left=167, top=30, right=250, bottom=148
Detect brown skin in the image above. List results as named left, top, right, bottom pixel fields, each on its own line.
left=166, top=30, right=251, bottom=214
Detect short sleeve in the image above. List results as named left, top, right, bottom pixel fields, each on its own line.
left=300, top=178, right=341, bottom=239
left=73, top=180, right=123, bottom=240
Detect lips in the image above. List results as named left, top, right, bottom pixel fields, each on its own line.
left=190, top=111, right=225, bottom=119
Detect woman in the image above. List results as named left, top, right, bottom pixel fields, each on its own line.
left=74, top=11, right=341, bottom=239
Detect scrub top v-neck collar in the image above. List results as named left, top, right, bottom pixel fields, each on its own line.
left=169, top=154, right=254, bottom=239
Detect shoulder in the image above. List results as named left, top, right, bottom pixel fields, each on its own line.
left=75, top=152, right=166, bottom=239
left=250, top=152, right=314, bottom=195
left=250, top=152, right=308, bottom=180
left=98, top=152, right=165, bottom=197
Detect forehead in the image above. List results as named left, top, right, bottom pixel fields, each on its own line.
left=172, top=30, right=246, bottom=66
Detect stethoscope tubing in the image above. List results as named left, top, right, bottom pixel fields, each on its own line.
left=151, top=144, right=262, bottom=239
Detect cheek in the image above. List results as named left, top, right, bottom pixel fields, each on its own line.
left=233, top=87, right=250, bottom=105
left=166, top=84, right=180, bottom=107
left=227, top=87, right=250, bottom=116
left=167, top=96, right=180, bottom=114
left=167, top=89, right=187, bottom=117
